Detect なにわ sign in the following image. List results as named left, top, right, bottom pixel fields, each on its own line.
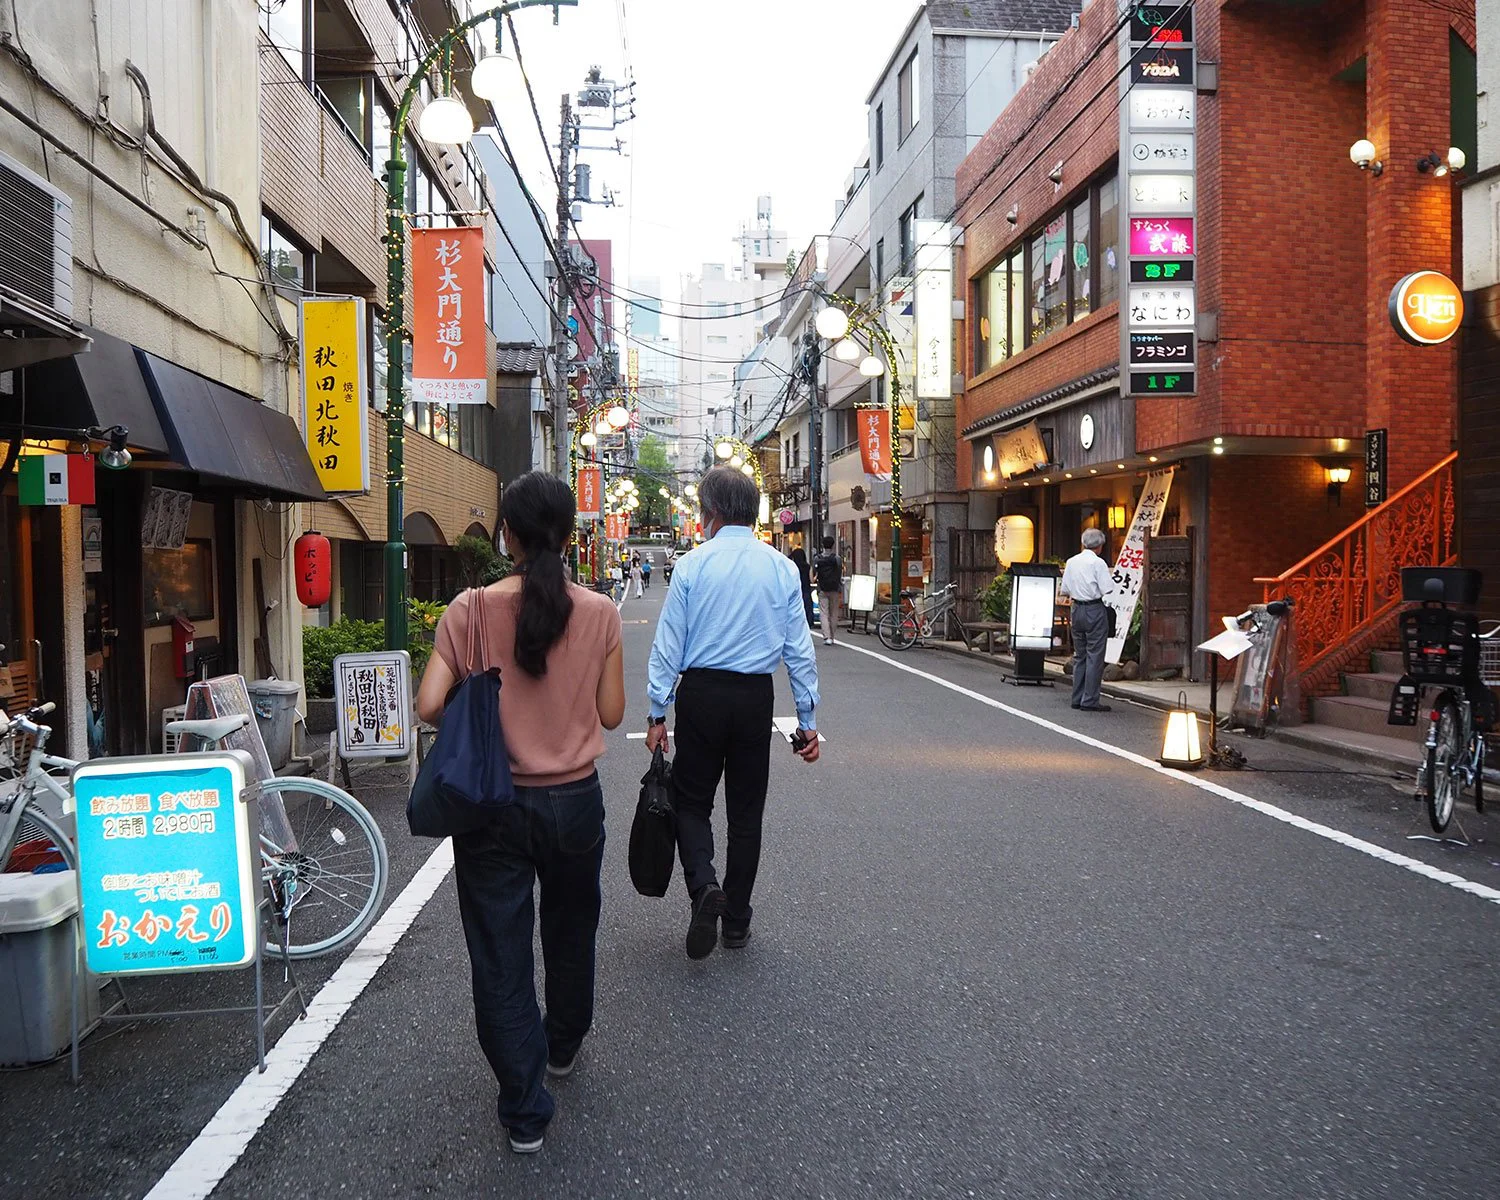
left=1388, top=271, right=1463, bottom=346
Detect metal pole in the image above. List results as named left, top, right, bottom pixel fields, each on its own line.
left=806, top=331, right=823, bottom=553
left=888, top=353, right=904, bottom=601
left=552, top=94, right=573, bottom=484
left=380, top=0, right=577, bottom=651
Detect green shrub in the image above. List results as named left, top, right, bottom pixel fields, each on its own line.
left=302, top=619, right=384, bottom=698
left=301, top=598, right=448, bottom=697
left=981, top=573, right=1012, bottom=622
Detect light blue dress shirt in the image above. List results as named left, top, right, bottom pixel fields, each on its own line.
left=647, top=525, right=820, bottom=728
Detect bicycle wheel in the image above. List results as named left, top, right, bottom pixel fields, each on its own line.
left=0, top=800, right=76, bottom=873
left=876, top=609, right=919, bottom=651
left=259, top=777, right=389, bottom=959
left=1427, top=698, right=1464, bottom=833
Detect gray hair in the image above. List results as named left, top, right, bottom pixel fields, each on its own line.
left=1082, top=528, right=1107, bottom=551
left=697, top=465, right=760, bottom=526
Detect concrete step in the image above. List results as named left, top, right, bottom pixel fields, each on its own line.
left=1343, top=671, right=1402, bottom=702
left=1372, top=649, right=1405, bottom=675
left=1310, top=693, right=1423, bottom=742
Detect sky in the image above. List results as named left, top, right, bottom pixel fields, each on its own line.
left=487, top=0, right=924, bottom=324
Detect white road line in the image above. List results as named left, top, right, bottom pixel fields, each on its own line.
left=835, top=639, right=1500, bottom=908
left=143, top=840, right=457, bottom=1200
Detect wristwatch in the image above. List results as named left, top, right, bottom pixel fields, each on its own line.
left=647, top=716, right=667, bottom=727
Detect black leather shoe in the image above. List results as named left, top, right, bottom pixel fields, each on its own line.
left=686, top=885, right=726, bottom=960
left=1070, top=703, right=1081, bottom=709
left=1079, top=704, right=1112, bottom=712
left=722, top=925, right=752, bottom=949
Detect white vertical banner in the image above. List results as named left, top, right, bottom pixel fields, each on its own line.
left=1104, top=467, right=1175, bottom=663
left=913, top=219, right=953, bottom=400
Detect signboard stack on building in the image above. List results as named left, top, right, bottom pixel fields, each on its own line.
left=1122, top=9, right=1197, bottom=399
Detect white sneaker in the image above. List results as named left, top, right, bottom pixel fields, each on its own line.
left=823, top=638, right=834, bottom=645
left=508, top=1131, right=545, bottom=1154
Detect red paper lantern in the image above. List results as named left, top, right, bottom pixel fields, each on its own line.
left=294, top=531, right=331, bottom=608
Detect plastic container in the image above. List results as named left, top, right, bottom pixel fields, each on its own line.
left=247, top=679, right=301, bottom=770
left=0, top=870, right=99, bottom=1065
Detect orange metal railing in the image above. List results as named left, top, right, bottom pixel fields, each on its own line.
left=1255, top=452, right=1457, bottom=678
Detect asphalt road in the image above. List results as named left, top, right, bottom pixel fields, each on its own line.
left=5, top=578, right=1500, bottom=1199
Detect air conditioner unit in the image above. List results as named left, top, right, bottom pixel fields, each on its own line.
left=0, top=150, right=73, bottom=319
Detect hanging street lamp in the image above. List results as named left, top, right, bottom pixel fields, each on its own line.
left=813, top=290, right=907, bottom=605
left=381, top=0, right=576, bottom=650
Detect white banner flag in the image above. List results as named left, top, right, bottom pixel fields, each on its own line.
left=1104, top=468, right=1175, bottom=663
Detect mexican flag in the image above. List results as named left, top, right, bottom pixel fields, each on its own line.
left=18, top=453, right=96, bottom=506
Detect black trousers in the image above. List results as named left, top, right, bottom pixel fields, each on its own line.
left=672, top=669, right=775, bottom=930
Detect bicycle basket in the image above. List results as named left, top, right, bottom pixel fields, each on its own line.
left=1481, top=637, right=1500, bottom=687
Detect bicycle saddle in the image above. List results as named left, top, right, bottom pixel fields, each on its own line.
left=165, top=714, right=250, bottom=744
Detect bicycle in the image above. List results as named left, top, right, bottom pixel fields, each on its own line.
left=876, top=582, right=959, bottom=651
left=1388, top=569, right=1500, bottom=834
left=0, top=705, right=389, bottom=960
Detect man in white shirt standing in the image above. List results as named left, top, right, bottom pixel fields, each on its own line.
left=1059, top=528, right=1114, bottom=712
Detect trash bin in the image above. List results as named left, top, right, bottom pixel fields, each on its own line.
left=0, top=870, right=100, bottom=1065
left=247, top=679, right=301, bottom=771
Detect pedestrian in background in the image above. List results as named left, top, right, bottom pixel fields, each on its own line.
left=813, top=535, right=843, bottom=647
left=642, top=555, right=653, bottom=591
left=787, top=546, right=815, bottom=628
left=1059, top=528, right=1114, bottom=713
left=630, top=553, right=643, bottom=598
left=415, top=472, right=626, bottom=1155
left=646, top=467, right=820, bottom=959
left=609, top=561, right=623, bottom=603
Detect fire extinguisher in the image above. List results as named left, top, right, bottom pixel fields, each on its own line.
left=295, top=531, right=331, bottom=607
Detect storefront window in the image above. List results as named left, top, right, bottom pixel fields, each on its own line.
left=143, top=540, right=214, bottom=627
left=1071, top=198, right=1091, bottom=322
left=1029, top=231, right=1045, bottom=346
left=1099, top=176, right=1119, bottom=309
left=971, top=174, right=1119, bottom=376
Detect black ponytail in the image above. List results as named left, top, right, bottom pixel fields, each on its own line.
left=501, top=472, right=575, bottom=678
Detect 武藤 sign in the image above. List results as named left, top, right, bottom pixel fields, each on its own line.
left=299, top=297, right=369, bottom=494
left=73, top=751, right=260, bottom=975
left=333, top=651, right=414, bottom=760
left=1129, top=218, right=1194, bottom=257
left=1104, top=468, right=1175, bottom=664
left=576, top=466, right=602, bottom=519
left=858, top=408, right=892, bottom=479
left=413, top=227, right=486, bottom=405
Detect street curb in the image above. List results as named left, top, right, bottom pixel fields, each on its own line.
left=924, top=640, right=1419, bottom=781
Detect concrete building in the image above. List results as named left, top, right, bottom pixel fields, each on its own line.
left=0, top=1, right=314, bottom=757
left=259, top=0, right=515, bottom=621
left=956, top=0, right=1476, bottom=723
left=679, top=204, right=790, bottom=469
left=628, top=275, right=663, bottom=340
left=864, top=0, right=1074, bottom=592
left=632, top=335, right=683, bottom=463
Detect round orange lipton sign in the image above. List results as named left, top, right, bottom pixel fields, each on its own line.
left=1389, top=271, right=1464, bottom=345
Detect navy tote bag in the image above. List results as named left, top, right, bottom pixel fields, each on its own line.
left=407, top=588, right=516, bottom=837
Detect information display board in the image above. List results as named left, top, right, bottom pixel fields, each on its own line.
left=73, top=750, right=260, bottom=976
left=334, top=650, right=414, bottom=760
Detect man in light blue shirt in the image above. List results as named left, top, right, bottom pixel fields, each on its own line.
left=646, top=466, right=820, bottom=959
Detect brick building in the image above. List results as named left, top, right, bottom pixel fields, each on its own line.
left=955, top=0, right=1476, bottom=680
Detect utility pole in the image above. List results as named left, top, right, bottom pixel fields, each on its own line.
left=804, top=330, right=823, bottom=553
left=551, top=92, right=574, bottom=479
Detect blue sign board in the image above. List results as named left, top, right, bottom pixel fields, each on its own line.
left=73, top=751, right=260, bottom=976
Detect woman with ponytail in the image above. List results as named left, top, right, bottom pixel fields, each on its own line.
left=416, top=471, right=625, bottom=1155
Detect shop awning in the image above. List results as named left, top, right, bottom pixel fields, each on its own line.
left=16, top=326, right=170, bottom=454
left=135, top=349, right=326, bottom=501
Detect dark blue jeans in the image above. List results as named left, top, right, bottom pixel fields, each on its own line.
left=452, top=773, right=605, bottom=1139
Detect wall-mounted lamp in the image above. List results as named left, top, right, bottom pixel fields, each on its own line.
left=86, top=424, right=132, bottom=470
left=982, top=444, right=996, bottom=482
left=1325, top=463, right=1352, bottom=506
left=1416, top=147, right=1466, bottom=177
left=1047, top=161, right=1064, bottom=185
left=1107, top=503, right=1127, bottom=531
left=1349, top=138, right=1383, bottom=176
left=1005, top=204, right=1019, bottom=225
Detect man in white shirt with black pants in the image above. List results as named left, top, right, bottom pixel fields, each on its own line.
left=1060, top=528, right=1114, bottom=712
